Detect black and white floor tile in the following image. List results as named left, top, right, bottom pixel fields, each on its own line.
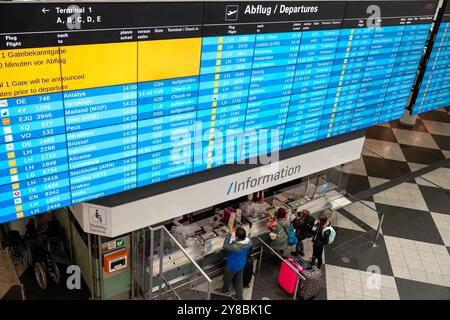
left=414, top=166, right=450, bottom=190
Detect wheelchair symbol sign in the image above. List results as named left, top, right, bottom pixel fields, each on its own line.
left=89, top=207, right=106, bottom=226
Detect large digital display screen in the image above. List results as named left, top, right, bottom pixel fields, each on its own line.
left=412, top=1, right=450, bottom=115
left=0, top=1, right=436, bottom=223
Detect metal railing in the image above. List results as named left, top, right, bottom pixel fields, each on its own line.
left=150, top=248, right=263, bottom=298
left=256, top=236, right=305, bottom=300
left=372, top=212, right=384, bottom=247
left=147, top=225, right=212, bottom=300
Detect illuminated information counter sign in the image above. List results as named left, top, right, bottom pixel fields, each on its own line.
left=412, top=2, right=450, bottom=115
left=0, top=1, right=436, bottom=223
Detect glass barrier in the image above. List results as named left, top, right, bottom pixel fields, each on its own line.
left=272, top=170, right=383, bottom=247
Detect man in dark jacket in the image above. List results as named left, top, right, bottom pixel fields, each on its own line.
left=220, top=227, right=252, bottom=300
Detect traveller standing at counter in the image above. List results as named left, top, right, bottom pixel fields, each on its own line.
left=220, top=227, right=252, bottom=300
left=268, top=207, right=290, bottom=256
left=292, top=209, right=315, bottom=257
left=310, top=213, right=333, bottom=269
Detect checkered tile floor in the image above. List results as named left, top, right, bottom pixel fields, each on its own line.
left=246, top=108, right=450, bottom=300
left=320, top=107, right=450, bottom=300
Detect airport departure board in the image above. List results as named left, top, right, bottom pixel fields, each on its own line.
left=412, top=2, right=450, bottom=115
left=0, top=1, right=436, bottom=223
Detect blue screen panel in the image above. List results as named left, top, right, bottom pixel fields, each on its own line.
left=0, top=1, right=437, bottom=224
left=412, top=3, right=450, bottom=115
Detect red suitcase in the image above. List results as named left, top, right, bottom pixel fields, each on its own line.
left=278, top=257, right=305, bottom=294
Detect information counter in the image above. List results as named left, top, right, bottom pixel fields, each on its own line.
left=147, top=177, right=356, bottom=290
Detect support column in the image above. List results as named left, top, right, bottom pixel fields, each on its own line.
left=399, top=109, right=418, bottom=128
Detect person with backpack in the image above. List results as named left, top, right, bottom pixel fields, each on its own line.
left=220, top=227, right=252, bottom=300
left=310, top=213, right=336, bottom=269
left=292, top=209, right=315, bottom=257
left=268, top=207, right=296, bottom=256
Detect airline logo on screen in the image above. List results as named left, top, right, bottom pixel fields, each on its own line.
left=225, top=5, right=239, bottom=21
left=226, top=164, right=301, bottom=196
